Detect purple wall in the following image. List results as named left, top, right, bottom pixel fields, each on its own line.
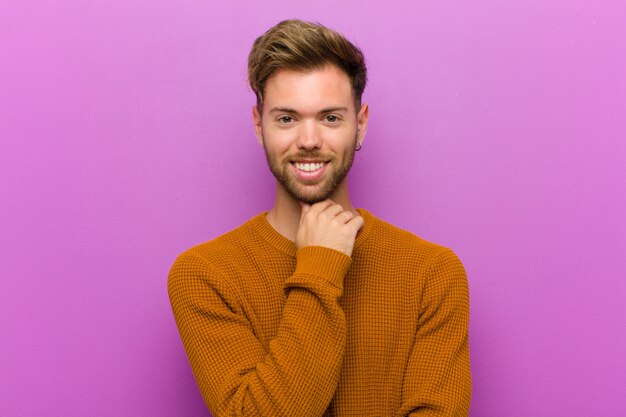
left=2, top=1, right=625, bottom=416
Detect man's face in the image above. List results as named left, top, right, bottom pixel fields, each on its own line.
left=253, top=65, right=369, bottom=204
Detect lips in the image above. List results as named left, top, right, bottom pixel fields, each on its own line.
left=293, top=161, right=326, bottom=172
left=290, top=160, right=328, bottom=182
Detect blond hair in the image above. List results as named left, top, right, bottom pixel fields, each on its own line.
left=248, top=19, right=367, bottom=111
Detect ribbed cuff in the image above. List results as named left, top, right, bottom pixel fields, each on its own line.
left=294, top=246, right=352, bottom=289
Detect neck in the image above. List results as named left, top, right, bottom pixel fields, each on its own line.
left=266, top=179, right=357, bottom=242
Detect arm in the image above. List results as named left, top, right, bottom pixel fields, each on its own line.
left=168, top=246, right=351, bottom=416
left=397, top=248, right=472, bottom=416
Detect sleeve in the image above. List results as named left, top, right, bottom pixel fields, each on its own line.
left=167, top=246, right=352, bottom=417
left=396, top=248, right=472, bottom=416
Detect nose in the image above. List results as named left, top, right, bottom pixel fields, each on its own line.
left=295, top=120, right=321, bottom=150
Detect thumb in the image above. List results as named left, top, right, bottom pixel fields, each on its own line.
left=299, top=202, right=311, bottom=218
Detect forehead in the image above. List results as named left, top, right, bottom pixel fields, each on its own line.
left=262, top=65, right=355, bottom=114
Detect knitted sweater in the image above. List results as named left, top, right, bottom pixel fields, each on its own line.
left=168, top=209, right=471, bottom=416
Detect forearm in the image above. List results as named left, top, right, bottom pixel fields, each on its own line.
left=169, top=247, right=351, bottom=416
left=398, top=248, right=472, bottom=416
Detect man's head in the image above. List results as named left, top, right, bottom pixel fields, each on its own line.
left=249, top=20, right=369, bottom=205
left=248, top=19, right=367, bottom=114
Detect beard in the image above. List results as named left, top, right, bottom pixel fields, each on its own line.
left=262, top=135, right=357, bottom=205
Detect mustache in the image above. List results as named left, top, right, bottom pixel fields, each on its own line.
left=289, top=151, right=333, bottom=160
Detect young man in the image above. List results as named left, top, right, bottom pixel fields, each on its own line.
left=168, top=19, right=471, bottom=416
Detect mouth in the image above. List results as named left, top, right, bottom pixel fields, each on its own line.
left=289, top=160, right=329, bottom=182
left=291, top=161, right=327, bottom=172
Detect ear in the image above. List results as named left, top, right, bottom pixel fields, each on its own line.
left=356, top=103, right=369, bottom=146
left=252, top=105, right=264, bottom=146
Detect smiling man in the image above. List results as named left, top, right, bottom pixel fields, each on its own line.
left=168, top=20, right=471, bottom=416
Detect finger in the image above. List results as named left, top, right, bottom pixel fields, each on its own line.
left=308, top=199, right=335, bottom=215
left=322, top=203, right=345, bottom=217
left=336, top=210, right=356, bottom=223
left=347, top=215, right=365, bottom=232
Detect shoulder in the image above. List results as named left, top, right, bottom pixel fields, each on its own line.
left=167, top=214, right=264, bottom=289
left=361, top=210, right=463, bottom=274
left=367, top=212, right=468, bottom=306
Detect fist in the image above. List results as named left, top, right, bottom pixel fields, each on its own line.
left=295, top=200, right=364, bottom=257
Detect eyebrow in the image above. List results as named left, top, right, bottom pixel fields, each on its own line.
left=269, top=106, right=349, bottom=115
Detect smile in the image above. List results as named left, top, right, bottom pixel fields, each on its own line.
left=292, top=162, right=326, bottom=172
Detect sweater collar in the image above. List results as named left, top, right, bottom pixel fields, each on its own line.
left=249, top=208, right=376, bottom=258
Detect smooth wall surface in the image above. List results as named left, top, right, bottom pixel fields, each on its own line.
left=1, top=1, right=625, bottom=416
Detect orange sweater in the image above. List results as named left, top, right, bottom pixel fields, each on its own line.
left=168, top=209, right=471, bottom=416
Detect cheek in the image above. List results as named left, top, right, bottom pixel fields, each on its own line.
left=262, top=129, right=295, bottom=154
left=326, top=127, right=357, bottom=148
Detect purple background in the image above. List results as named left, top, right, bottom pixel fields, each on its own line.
left=1, top=1, right=625, bottom=416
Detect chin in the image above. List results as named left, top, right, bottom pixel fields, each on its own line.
left=287, top=187, right=333, bottom=205
left=296, top=195, right=329, bottom=205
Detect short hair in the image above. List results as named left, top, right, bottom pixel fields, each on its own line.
left=248, top=19, right=367, bottom=112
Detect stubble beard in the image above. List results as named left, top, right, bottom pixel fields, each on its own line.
left=263, top=135, right=357, bottom=205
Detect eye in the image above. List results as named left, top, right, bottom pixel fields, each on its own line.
left=324, top=115, right=340, bottom=123
left=277, top=115, right=294, bottom=124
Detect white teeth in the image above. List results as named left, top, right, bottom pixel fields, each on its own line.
left=294, top=162, right=325, bottom=172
